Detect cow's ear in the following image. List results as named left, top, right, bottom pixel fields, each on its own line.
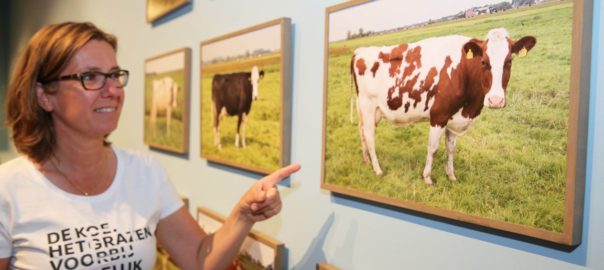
left=259, top=70, right=265, bottom=79
left=512, top=36, right=537, bottom=57
left=463, top=39, right=483, bottom=60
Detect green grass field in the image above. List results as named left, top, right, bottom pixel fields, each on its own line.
left=144, top=69, right=188, bottom=152
left=200, top=54, right=283, bottom=173
left=324, top=2, right=573, bottom=232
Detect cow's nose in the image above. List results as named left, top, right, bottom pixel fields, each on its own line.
left=487, top=96, right=505, bottom=108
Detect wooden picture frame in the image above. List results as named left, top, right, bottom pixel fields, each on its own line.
left=317, top=262, right=342, bottom=270
left=321, top=0, right=590, bottom=246
left=200, top=18, right=292, bottom=175
left=144, top=48, right=191, bottom=154
left=197, top=207, right=285, bottom=270
left=146, top=0, right=191, bottom=23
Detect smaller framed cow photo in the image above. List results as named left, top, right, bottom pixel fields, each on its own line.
left=322, top=0, right=591, bottom=246
left=196, top=207, right=285, bottom=270
left=146, top=0, right=191, bottom=23
left=144, top=48, right=191, bottom=154
left=316, top=262, right=342, bottom=270
left=200, top=17, right=292, bottom=175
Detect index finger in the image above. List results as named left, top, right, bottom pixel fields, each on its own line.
left=261, top=163, right=301, bottom=190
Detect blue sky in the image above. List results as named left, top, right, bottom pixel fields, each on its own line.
left=329, top=0, right=511, bottom=42
left=201, top=24, right=281, bottom=63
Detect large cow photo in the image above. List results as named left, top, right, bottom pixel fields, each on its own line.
left=322, top=0, right=586, bottom=245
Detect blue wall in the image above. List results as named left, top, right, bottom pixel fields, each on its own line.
left=3, top=0, right=604, bottom=269
left=0, top=0, right=9, bottom=153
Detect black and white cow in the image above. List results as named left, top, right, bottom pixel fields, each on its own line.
left=212, top=66, right=264, bottom=149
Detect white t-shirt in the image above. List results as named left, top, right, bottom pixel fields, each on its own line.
left=0, top=147, right=184, bottom=270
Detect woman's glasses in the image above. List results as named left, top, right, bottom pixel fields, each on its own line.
left=43, top=70, right=129, bottom=91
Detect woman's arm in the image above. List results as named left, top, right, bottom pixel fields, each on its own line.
left=156, top=164, right=300, bottom=270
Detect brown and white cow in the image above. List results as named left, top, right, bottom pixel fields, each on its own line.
left=350, top=28, right=536, bottom=184
left=212, top=66, right=264, bottom=149
left=150, top=76, right=179, bottom=137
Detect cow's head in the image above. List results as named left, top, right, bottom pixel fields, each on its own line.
left=463, top=28, right=536, bottom=108
left=250, top=66, right=264, bottom=101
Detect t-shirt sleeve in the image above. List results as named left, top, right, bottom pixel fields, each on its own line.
left=156, top=165, right=185, bottom=219
left=0, top=222, right=10, bottom=258
left=0, top=197, right=11, bottom=258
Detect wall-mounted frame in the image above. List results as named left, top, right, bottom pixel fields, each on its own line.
left=196, top=207, right=285, bottom=270
left=317, top=262, right=341, bottom=270
left=144, top=48, right=191, bottom=154
left=200, top=18, right=292, bottom=175
left=146, top=0, right=190, bottom=23
left=321, top=0, right=591, bottom=246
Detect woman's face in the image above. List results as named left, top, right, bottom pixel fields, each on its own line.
left=41, top=40, right=124, bottom=142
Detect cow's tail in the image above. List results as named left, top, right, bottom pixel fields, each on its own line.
left=350, top=54, right=357, bottom=124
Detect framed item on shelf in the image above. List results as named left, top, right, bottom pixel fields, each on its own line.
left=200, top=18, right=292, bottom=175
left=144, top=48, right=191, bottom=154
left=321, top=0, right=591, bottom=246
left=197, top=207, right=285, bottom=270
left=146, top=0, right=190, bottom=23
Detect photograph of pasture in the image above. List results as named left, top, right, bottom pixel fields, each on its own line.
left=321, top=0, right=588, bottom=245
left=200, top=18, right=291, bottom=175
left=197, top=207, right=285, bottom=270
left=144, top=48, right=190, bottom=154
left=146, top=0, right=190, bottom=23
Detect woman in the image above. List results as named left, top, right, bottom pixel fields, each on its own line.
left=0, top=22, right=300, bottom=270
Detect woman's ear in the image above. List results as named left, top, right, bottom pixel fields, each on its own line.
left=36, top=83, right=54, bottom=112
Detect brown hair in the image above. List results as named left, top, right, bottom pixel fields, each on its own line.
left=5, top=22, right=118, bottom=164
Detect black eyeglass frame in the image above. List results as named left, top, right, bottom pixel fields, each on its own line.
left=41, top=69, right=130, bottom=91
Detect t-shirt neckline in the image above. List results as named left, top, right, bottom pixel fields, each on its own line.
left=26, top=147, right=123, bottom=202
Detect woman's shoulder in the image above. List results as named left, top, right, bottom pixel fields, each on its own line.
left=0, top=156, right=36, bottom=191
left=0, top=156, right=33, bottom=177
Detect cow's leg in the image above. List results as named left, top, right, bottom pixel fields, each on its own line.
left=166, top=108, right=171, bottom=137
left=359, top=99, right=382, bottom=175
left=150, top=104, right=157, bottom=136
left=241, top=113, right=247, bottom=148
left=423, top=126, right=445, bottom=185
left=356, top=99, right=370, bottom=163
left=235, top=113, right=243, bottom=148
left=445, top=129, right=458, bottom=181
left=213, top=105, right=223, bottom=150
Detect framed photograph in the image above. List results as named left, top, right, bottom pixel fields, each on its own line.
left=197, top=207, right=285, bottom=270
left=146, top=0, right=191, bottom=23
left=200, top=18, right=292, bottom=175
left=317, top=262, right=341, bottom=270
left=321, top=0, right=590, bottom=246
left=144, top=48, right=191, bottom=154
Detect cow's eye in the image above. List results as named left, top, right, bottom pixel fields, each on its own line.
left=481, top=60, right=490, bottom=69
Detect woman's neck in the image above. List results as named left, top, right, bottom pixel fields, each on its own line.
left=39, top=135, right=116, bottom=196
